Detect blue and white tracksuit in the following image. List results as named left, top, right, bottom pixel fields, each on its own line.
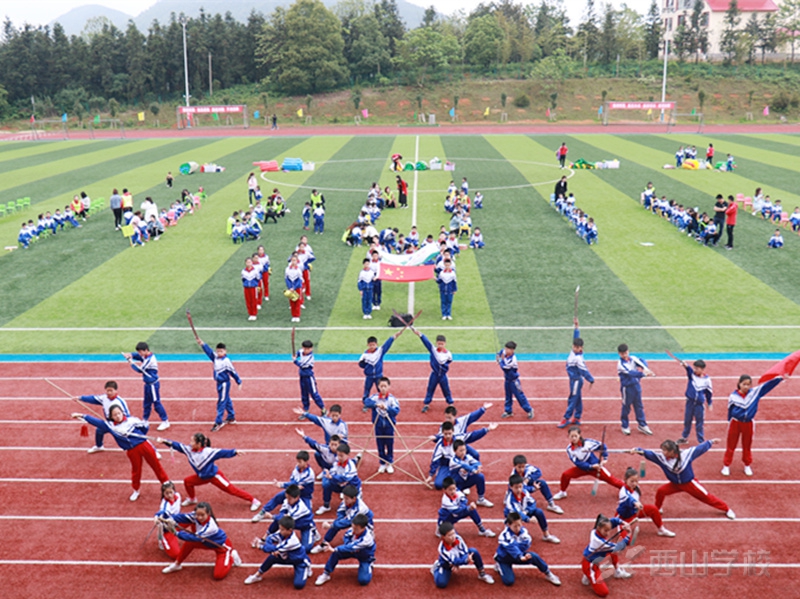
left=618, top=355, right=648, bottom=429
left=422, top=334, right=453, bottom=406
left=172, top=511, right=228, bottom=548
left=511, top=464, right=554, bottom=503
left=129, top=352, right=168, bottom=423
left=437, top=489, right=484, bottom=531
left=201, top=343, right=242, bottom=425
left=323, top=527, right=376, bottom=585
left=255, top=530, right=312, bottom=589
left=364, top=392, right=400, bottom=465
left=294, top=350, right=325, bottom=412
left=681, top=364, right=713, bottom=442
left=357, top=268, right=375, bottom=316
left=78, top=393, right=130, bottom=448
left=429, top=429, right=488, bottom=489
left=258, top=465, right=316, bottom=516
left=497, top=351, right=533, bottom=415
left=302, top=435, right=337, bottom=473
left=565, top=328, right=594, bottom=421
left=433, top=532, right=486, bottom=588
left=437, top=269, right=457, bottom=318
left=449, top=454, right=486, bottom=498
left=504, top=488, right=549, bottom=533
left=264, top=496, right=319, bottom=550
left=302, top=412, right=348, bottom=444
left=322, top=458, right=362, bottom=507
left=438, top=407, right=487, bottom=460
left=358, top=336, right=395, bottom=402
left=494, top=525, right=550, bottom=586
left=324, top=496, right=373, bottom=544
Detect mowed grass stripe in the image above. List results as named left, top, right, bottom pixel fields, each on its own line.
left=750, top=133, right=800, bottom=149
left=485, top=134, right=679, bottom=353
left=0, top=140, right=100, bottom=165
left=575, top=134, right=800, bottom=351
left=0, top=140, right=122, bottom=176
left=151, top=135, right=355, bottom=354
left=718, top=134, right=800, bottom=158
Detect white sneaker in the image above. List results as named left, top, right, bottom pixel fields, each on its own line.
left=478, top=528, right=496, bottom=538
left=157, top=421, right=170, bottom=431
left=377, top=464, right=387, bottom=474
left=182, top=497, right=198, bottom=507
left=363, top=314, right=372, bottom=320
left=657, top=527, right=676, bottom=537
left=156, top=450, right=162, bottom=460
left=129, top=490, right=140, bottom=501
left=250, top=499, right=262, bottom=512
left=721, top=466, right=730, bottom=476
left=478, top=572, right=495, bottom=584
left=545, top=571, right=561, bottom=586
left=316, top=471, right=324, bottom=480
left=614, top=567, right=632, bottom=579
left=162, top=562, right=182, bottom=574
left=726, top=509, right=736, bottom=520
left=251, top=511, right=266, bottom=523
left=546, top=503, right=564, bottom=514
left=315, top=505, right=331, bottom=515
left=310, top=544, right=326, bottom=554
left=232, top=549, right=242, bottom=567
left=552, top=490, right=568, bottom=501
left=244, top=573, right=263, bottom=584
left=542, top=533, right=560, bottom=544
left=373, top=305, right=380, bottom=310
left=315, top=572, right=331, bottom=586
left=582, top=574, right=590, bottom=586
left=476, top=497, right=494, bottom=508
left=463, top=488, right=470, bottom=496
left=744, top=465, right=753, bottom=476
left=386, top=464, right=394, bottom=474
left=621, top=427, right=631, bottom=435
left=87, top=446, right=104, bottom=454
left=637, top=424, right=653, bottom=435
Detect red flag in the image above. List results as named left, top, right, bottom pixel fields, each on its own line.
left=30, top=114, right=35, bottom=123
left=378, top=263, right=434, bottom=283
left=758, top=349, right=800, bottom=384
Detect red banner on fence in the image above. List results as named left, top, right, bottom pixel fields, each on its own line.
left=607, top=102, right=675, bottom=110
left=177, top=105, right=245, bottom=114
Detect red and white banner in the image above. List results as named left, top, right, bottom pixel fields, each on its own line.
left=178, top=105, right=244, bottom=114
left=759, top=349, right=800, bottom=384
left=607, top=101, right=675, bottom=110
left=378, top=263, right=435, bottom=283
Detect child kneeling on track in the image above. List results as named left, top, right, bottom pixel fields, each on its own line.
left=317, top=443, right=362, bottom=515
left=438, top=476, right=495, bottom=538
left=617, top=467, right=675, bottom=537
left=505, top=474, right=560, bottom=544
left=449, top=439, right=493, bottom=507
left=252, top=450, right=315, bottom=522
left=494, top=512, right=561, bottom=587
left=315, top=513, right=376, bottom=586
left=581, top=514, right=632, bottom=597
left=314, top=484, right=373, bottom=553
left=154, top=481, right=182, bottom=559
left=252, top=484, right=320, bottom=551
left=161, top=501, right=242, bottom=579
left=246, top=515, right=312, bottom=588
left=432, top=521, right=495, bottom=587
left=512, top=454, right=563, bottom=514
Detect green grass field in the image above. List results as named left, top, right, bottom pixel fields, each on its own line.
left=1, top=132, right=799, bottom=356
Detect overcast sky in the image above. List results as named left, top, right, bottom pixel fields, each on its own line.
left=3, top=0, right=654, bottom=30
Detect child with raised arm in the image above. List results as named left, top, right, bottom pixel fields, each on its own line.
left=245, top=515, right=312, bottom=588
left=158, top=432, right=261, bottom=512
left=617, top=343, right=655, bottom=435
left=364, top=376, right=401, bottom=474
left=154, top=481, right=182, bottom=559
left=358, top=331, right=403, bottom=409
left=251, top=484, right=320, bottom=550
left=505, top=474, right=560, bottom=544
left=294, top=404, right=348, bottom=442
left=75, top=380, right=130, bottom=454
left=581, top=514, right=632, bottom=596
left=511, top=454, right=563, bottom=514
left=428, top=421, right=497, bottom=489
left=497, top=341, right=534, bottom=420
left=195, top=337, right=242, bottom=432
left=432, top=521, right=495, bottom=587
left=317, top=443, right=362, bottom=515
left=616, top=467, right=675, bottom=538
left=413, top=328, right=453, bottom=413
left=252, top=450, right=315, bottom=522
left=297, top=428, right=341, bottom=478
left=675, top=358, right=713, bottom=444
left=437, top=476, right=495, bottom=537
left=315, top=513, right=375, bottom=586
left=123, top=341, right=170, bottom=431
left=314, top=484, right=373, bottom=553
left=440, top=402, right=492, bottom=459
left=494, top=512, right=561, bottom=587
left=560, top=318, right=594, bottom=428
left=294, top=340, right=326, bottom=415
left=552, top=426, right=623, bottom=501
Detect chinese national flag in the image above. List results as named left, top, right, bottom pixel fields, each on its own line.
left=758, top=349, right=800, bottom=384
left=378, top=263, right=434, bottom=283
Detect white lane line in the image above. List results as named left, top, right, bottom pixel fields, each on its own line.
left=5, top=396, right=799, bottom=403
left=2, top=375, right=782, bottom=382
left=5, top=324, right=800, bottom=331
left=3, top=419, right=798, bottom=426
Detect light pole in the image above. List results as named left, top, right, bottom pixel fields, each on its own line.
left=179, top=16, right=190, bottom=108
left=660, top=38, right=669, bottom=122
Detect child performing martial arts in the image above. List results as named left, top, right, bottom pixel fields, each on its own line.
left=497, top=341, right=534, bottom=420
left=617, top=344, right=655, bottom=435
left=581, top=515, right=632, bottom=596
left=432, top=522, right=495, bottom=587
left=675, top=358, right=713, bottom=444
left=251, top=484, right=320, bottom=550
left=195, top=337, right=242, bottom=432
left=245, top=515, right=312, bottom=588
left=294, top=340, right=326, bottom=415
left=511, top=454, right=563, bottom=514
left=413, top=327, right=453, bottom=412
left=315, top=513, right=376, bottom=586
left=616, top=467, right=675, bottom=537
left=314, top=484, right=373, bottom=553
left=505, top=474, right=560, bottom=544
left=553, top=426, right=623, bottom=501
left=124, top=342, right=170, bottom=430
left=75, top=380, right=130, bottom=453
left=358, top=331, right=404, bottom=409
left=252, top=450, right=315, bottom=522
left=437, top=476, right=495, bottom=538
left=316, top=443, right=362, bottom=515
left=494, top=512, right=561, bottom=587
left=560, top=318, right=594, bottom=428
left=154, top=481, right=182, bottom=559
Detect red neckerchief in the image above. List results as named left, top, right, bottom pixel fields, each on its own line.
left=378, top=392, right=389, bottom=400
left=245, top=266, right=254, bottom=272
left=514, top=491, right=525, bottom=502
left=437, top=348, right=448, bottom=353
left=443, top=437, right=451, bottom=447
left=443, top=537, right=460, bottom=551
left=338, top=459, right=348, bottom=468
left=737, top=389, right=747, bottom=398
left=446, top=491, right=458, bottom=501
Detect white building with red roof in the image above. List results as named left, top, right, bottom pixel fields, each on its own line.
left=662, top=0, right=780, bottom=59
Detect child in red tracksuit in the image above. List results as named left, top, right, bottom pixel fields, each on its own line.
left=154, top=481, right=182, bottom=559
left=581, top=515, right=632, bottom=597
left=616, top=467, right=675, bottom=538
left=158, top=432, right=261, bottom=512
left=242, top=257, right=260, bottom=321
left=552, top=426, right=623, bottom=501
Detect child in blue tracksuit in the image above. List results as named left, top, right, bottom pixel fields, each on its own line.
left=560, top=319, right=595, bottom=428
left=253, top=484, right=320, bottom=550
left=314, top=484, right=373, bottom=552
left=440, top=403, right=492, bottom=460
left=196, top=338, right=242, bottom=432
left=252, top=451, right=315, bottom=522
left=437, top=260, right=457, bottom=320
left=302, top=202, right=311, bottom=230
left=358, top=331, right=403, bottom=408
left=313, top=205, right=325, bottom=234
left=768, top=229, right=784, bottom=248
left=364, top=377, right=400, bottom=474
left=449, top=440, right=493, bottom=507
left=511, top=454, right=563, bottom=514
left=437, top=476, right=494, bottom=537
left=317, top=443, right=362, bottom=514
left=297, top=428, right=341, bottom=475
left=76, top=380, right=130, bottom=453
left=676, top=358, right=713, bottom=444
left=246, top=515, right=312, bottom=588
left=433, top=522, right=495, bottom=587
left=315, top=514, right=375, bottom=586
left=505, top=474, right=560, bottom=544
left=497, top=341, right=534, bottom=419
left=494, top=512, right=561, bottom=587
left=357, top=259, right=375, bottom=319
left=294, top=404, right=348, bottom=443
left=18, top=223, right=32, bottom=248
left=294, top=340, right=326, bottom=414
left=414, top=328, right=453, bottom=412
left=428, top=421, right=494, bottom=489
left=617, top=343, right=654, bottom=436
left=124, top=341, right=170, bottom=430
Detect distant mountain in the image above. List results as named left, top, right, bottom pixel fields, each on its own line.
left=134, top=0, right=426, bottom=30
left=50, top=4, right=134, bottom=36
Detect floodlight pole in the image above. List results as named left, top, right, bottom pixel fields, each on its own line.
left=180, top=16, right=190, bottom=108
left=660, top=39, right=669, bottom=123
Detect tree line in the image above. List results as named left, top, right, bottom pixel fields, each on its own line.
left=1, top=0, right=799, bottom=119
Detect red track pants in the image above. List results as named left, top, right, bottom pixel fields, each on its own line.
left=243, top=286, right=258, bottom=317
left=620, top=505, right=663, bottom=529
left=259, top=274, right=270, bottom=303
left=655, top=479, right=728, bottom=513
left=303, top=269, right=311, bottom=298
left=582, top=556, right=619, bottom=597
left=183, top=471, right=255, bottom=503
left=126, top=441, right=169, bottom=491
left=289, top=295, right=302, bottom=318
left=560, top=466, right=624, bottom=492
left=176, top=540, right=234, bottom=580
left=161, top=531, right=181, bottom=560
left=723, top=419, right=754, bottom=466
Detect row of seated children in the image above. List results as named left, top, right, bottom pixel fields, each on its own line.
left=230, top=210, right=264, bottom=243
left=17, top=208, right=82, bottom=248
left=343, top=185, right=390, bottom=246
left=751, top=190, right=799, bottom=229
left=444, top=182, right=485, bottom=248
left=368, top=183, right=397, bottom=209
left=642, top=183, right=718, bottom=245
left=552, top=192, right=597, bottom=245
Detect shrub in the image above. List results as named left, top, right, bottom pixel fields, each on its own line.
left=513, top=93, right=531, bottom=108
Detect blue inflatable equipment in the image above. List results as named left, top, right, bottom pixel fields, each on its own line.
left=282, top=157, right=303, bottom=171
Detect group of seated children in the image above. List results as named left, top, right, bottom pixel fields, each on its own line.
left=552, top=192, right=597, bottom=245
left=342, top=184, right=396, bottom=247
left=641, top=182, right=725, bottom=245
left=17, top=207, right=83, bottom=248
left=444, top=179, right=486, bottom=250
left=229, top=189, right=288, bottom=244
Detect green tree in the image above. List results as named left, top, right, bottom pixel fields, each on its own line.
left=758, top=13, right=778, bottom=63
left=720, top=0, right=741, bottom=64
left=643, top=0, right=662, bottom=60
left=672, top=22, right=691, bottom=62
left=341, top=9, right=392, bottom=79
left=422, top=6, right=438, bottom=27
left=778, top=0, right=800, bottom=62
left=688, top=0, right=709, bottom=63
left=575, top=0, right=601, bottom=64
left=463, top=14, right=504, bottom=67
left=742, top=13, right=761, bottom=63
left=599, top=3, right=618, bottom=64
left=373, top=0, right=406, bottom=57
left=396, top=26, right=460, bottom=84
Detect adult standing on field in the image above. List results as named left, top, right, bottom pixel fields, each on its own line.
left=397, top=175, right=408, bottom=209
left=271, top=114, right=278, bottom=130
left=248, top=173, right=258, bottom=203
left=556, top=143, right=568, bottom=169
left=712, top=194, right=727, bottom=246
left=724, top=194, right=737, bottom=250
left=554, top=176, right=567, bottom=200
left=110, top=188, right=123, bottom=230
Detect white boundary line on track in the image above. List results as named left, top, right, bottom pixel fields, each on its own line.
left=0, top=375, right=773, bottom=382
left=5, top=419, right=798, bottom=426
left=5, top=324, right=800, bottom=331
left=9, top=396, right=798, bottom=403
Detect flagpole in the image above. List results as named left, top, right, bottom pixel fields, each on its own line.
left=408, top=135, right=420, bottom=315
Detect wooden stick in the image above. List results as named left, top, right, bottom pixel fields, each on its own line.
left=573, top=285, right=580, bottom=320
left=186, top=309, right=200, bottom=343
left=45, top=378, right=105, bottom=419
left=387, top=414, right=429, bottom=483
